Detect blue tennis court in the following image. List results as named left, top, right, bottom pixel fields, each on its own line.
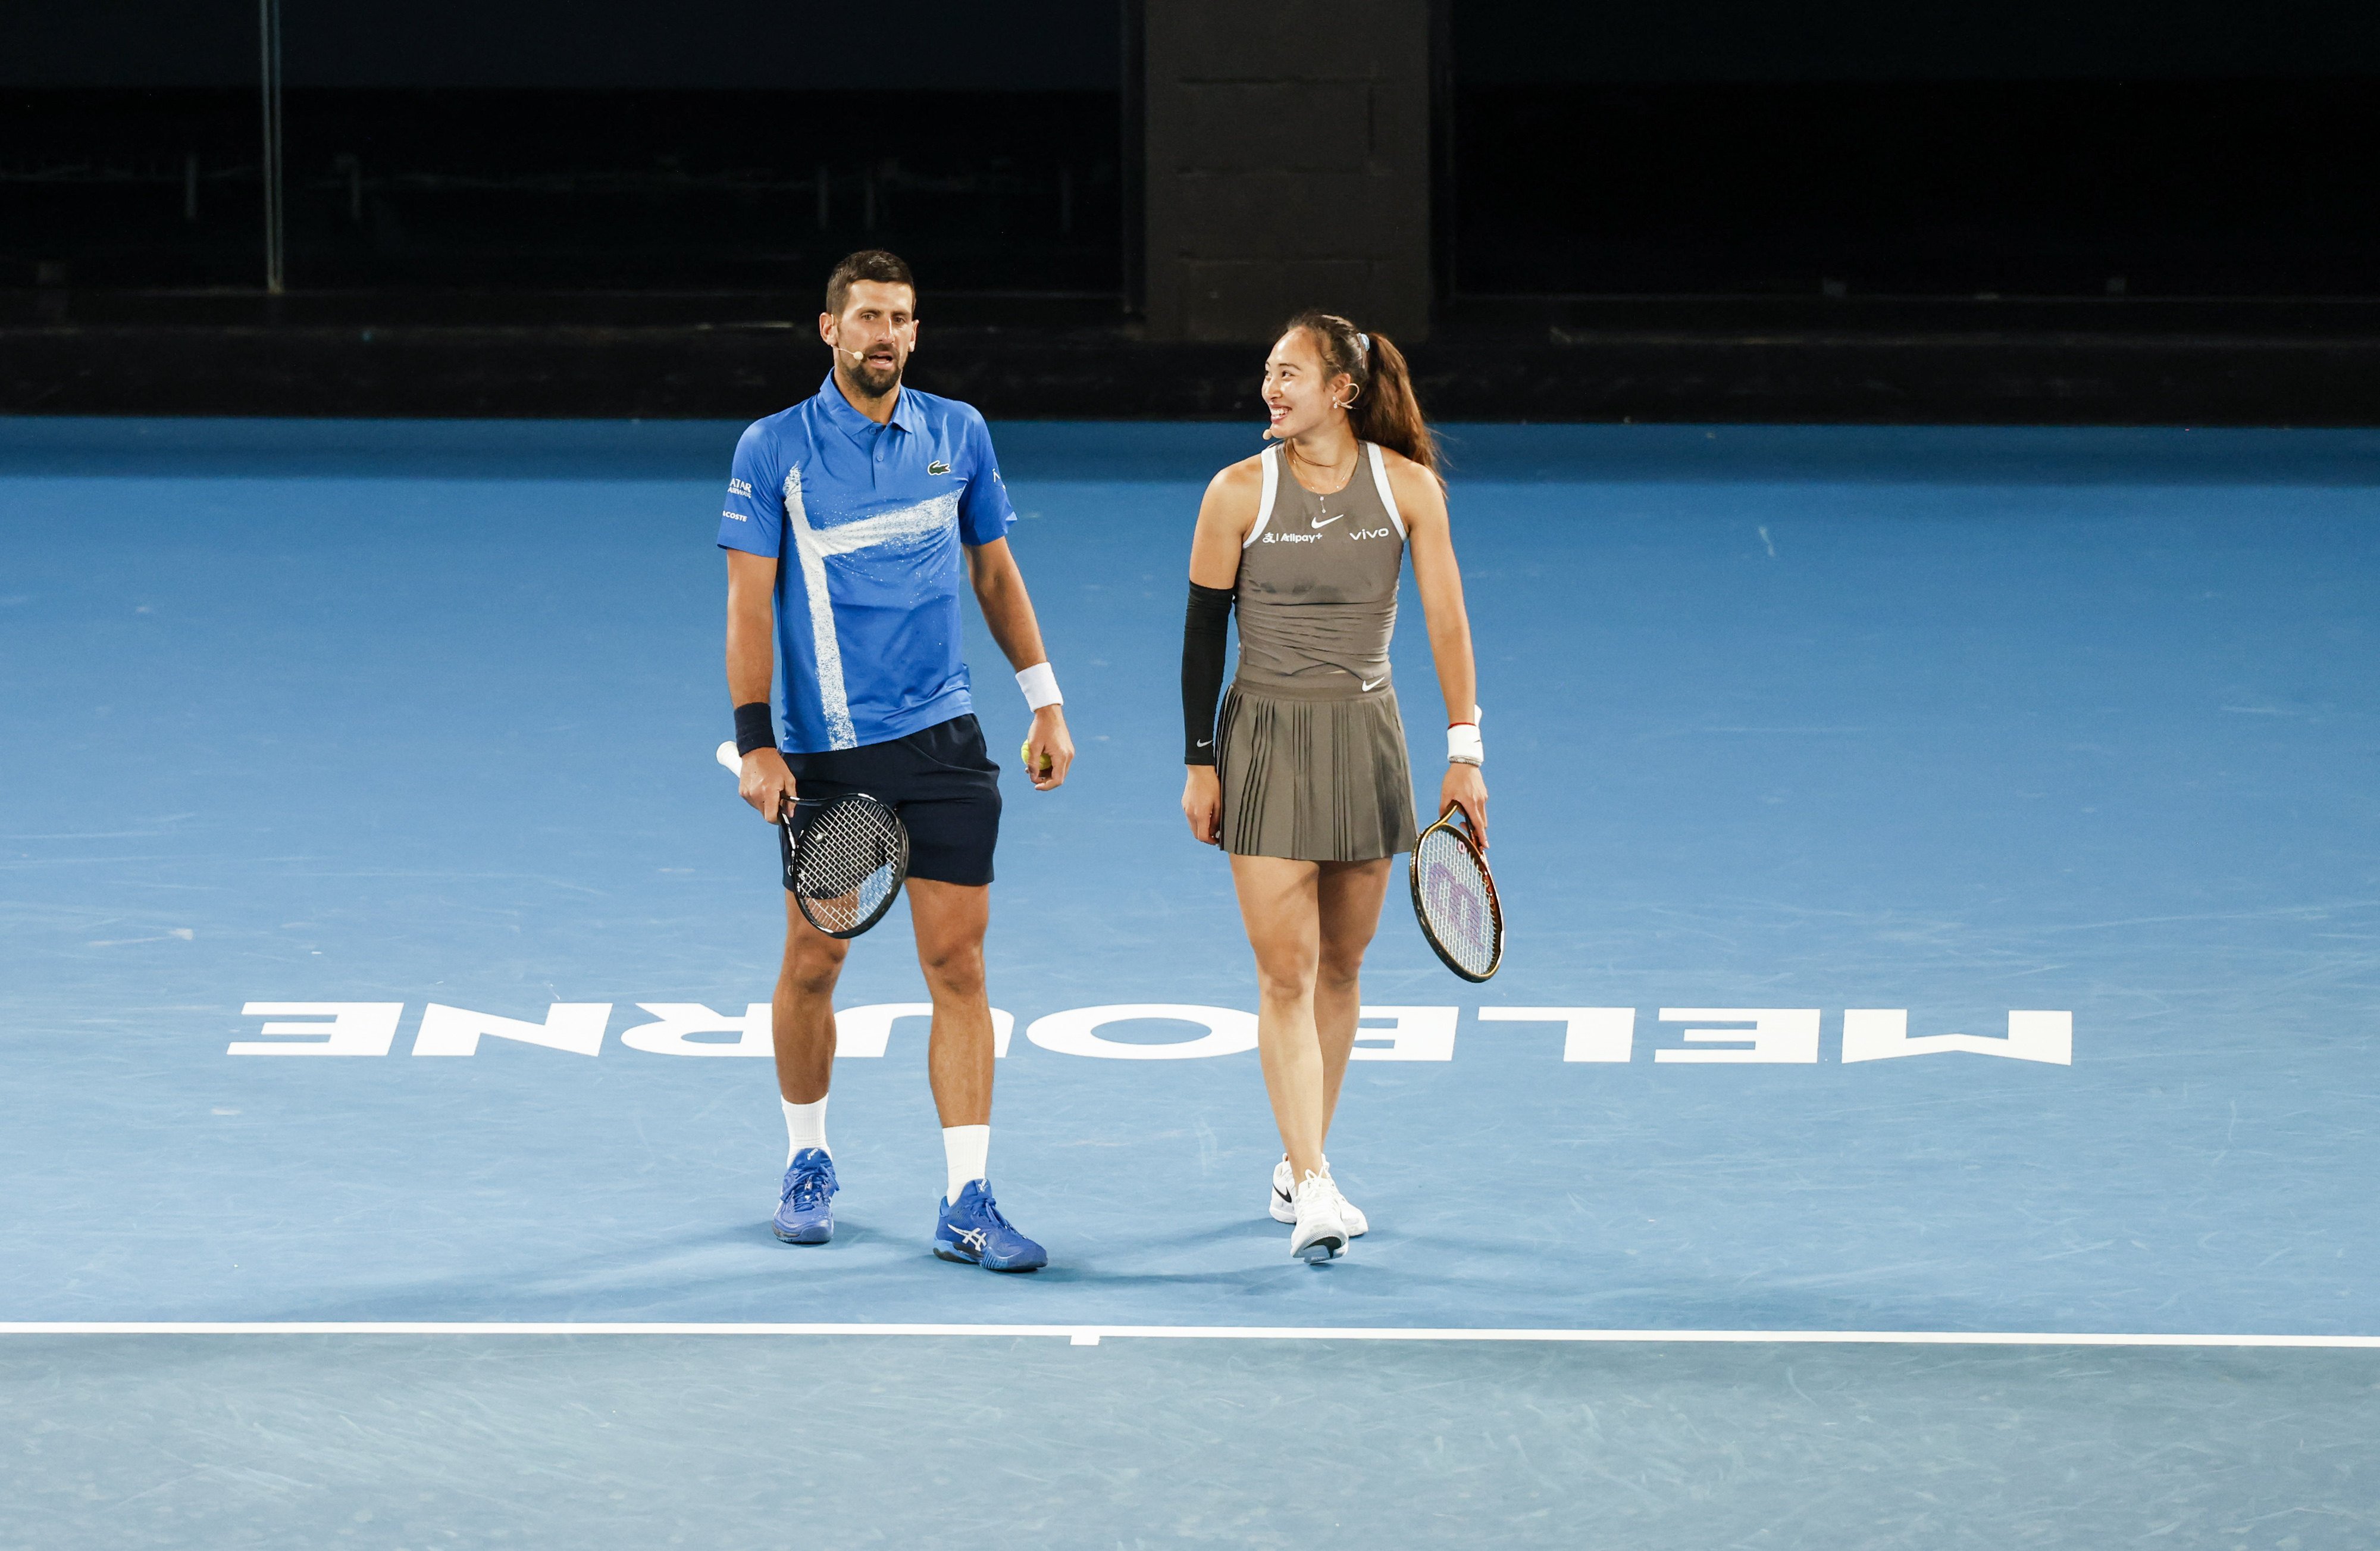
left=4, top=418, right=2377, bottom=1546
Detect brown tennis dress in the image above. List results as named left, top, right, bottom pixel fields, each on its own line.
left=1217, top=441, right=1420, bottom=861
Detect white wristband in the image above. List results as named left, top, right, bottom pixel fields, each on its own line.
left=1016, top=661, right=1062, bottom=711
left=1447, top=712, right=1482, bottom=767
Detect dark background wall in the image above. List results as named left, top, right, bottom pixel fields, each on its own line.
left=1452, top=0, right=2380, bottom=80
left=1141, top=1, right=1431, bottom=341
left=18, top=0, right=2367, bottom=90
left=1447, top=0, right=2380, bottom=298
left=2, top=1, right=1122, bottom=88
left=10, top=0, right=2380, bottom=300
left=1, top=1, right=1127, bottom=293
left=7, top=2, right=2380, bottom=421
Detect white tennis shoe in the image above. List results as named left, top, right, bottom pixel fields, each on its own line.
left=1289, top=1171, right=1348, bottom=1263
left=1330, top=1177, right=1368, bottom=1238
left=1272, top=1155, right=1367, bottom=1237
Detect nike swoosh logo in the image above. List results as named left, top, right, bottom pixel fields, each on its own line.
left=1310, top=515, right=1343, bottom=529
left=1360, top=677, right=1385, bottom=692
left=1196, top=739, right=1212, bottom=748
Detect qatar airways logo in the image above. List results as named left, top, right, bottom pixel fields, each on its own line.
left=228, top=1002, right=2072, bottom=1066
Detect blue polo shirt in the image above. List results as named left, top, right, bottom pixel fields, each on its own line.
left=718, top=376, right=1016, bottom=752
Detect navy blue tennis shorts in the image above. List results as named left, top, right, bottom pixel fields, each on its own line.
left=784, top=714, right=1002, bottom=887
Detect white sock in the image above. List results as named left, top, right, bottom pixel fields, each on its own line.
left=942, top=1124, right=990, bottom=1203
left=782, top=1096, right=829, bottom=1167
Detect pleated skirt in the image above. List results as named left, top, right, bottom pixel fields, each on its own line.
left=1216, top=683, right=1420, bottom=861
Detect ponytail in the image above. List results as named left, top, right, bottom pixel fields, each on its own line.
left=1280, top=310, right=1440, bottom=479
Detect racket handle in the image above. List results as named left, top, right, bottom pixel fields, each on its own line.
left=716, top=740, right=741, bottom=776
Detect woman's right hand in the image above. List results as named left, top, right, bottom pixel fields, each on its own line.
left=1182, top=765, right=1223, bottom=847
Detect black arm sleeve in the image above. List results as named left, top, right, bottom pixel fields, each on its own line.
left=1181, top=581, right=1235, bottom=765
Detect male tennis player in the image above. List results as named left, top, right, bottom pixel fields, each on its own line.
left=721, top=249, right=1073, bottom=1271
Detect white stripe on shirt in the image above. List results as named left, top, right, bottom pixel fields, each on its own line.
left=781, top=476, right=962, bottom=750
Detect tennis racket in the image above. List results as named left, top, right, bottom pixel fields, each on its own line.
left=1410, top=807, right=1503, bottom=981
left=716, top=740, right=910, bottom=939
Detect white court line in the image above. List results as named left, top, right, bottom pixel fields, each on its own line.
left=2, top=1322, right=2376, bottom=1349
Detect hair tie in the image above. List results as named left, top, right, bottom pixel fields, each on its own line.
left=1354, top=332, right=1371, bottom=358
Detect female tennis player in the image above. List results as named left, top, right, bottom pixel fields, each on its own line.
left=1179, top=311, right=1486, bottom=1263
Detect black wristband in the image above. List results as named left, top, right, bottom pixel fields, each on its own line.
left=1181, top=581, right=1234, bottom=765
left=733, top=701, right=776, bottom=756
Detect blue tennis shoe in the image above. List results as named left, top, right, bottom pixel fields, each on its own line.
left=934, top=1180, right=1047, bottom=1272
left=772, top=1148, right=838, bottom=1244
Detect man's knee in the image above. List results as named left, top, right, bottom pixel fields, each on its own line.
left=782, top=934, right=848, bottom=999
left=918, top=937, right=986, bottom=1000
left=908, top=880, right=989, bottom=1000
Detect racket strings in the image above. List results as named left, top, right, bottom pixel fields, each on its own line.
left=1414, top=825, right=1499, bottom=979
left=794, top=802, right=904, bottom=935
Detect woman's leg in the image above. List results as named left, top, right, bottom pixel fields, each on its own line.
left=1313, top=857, right=1395, bottom=1143
left=1229, top=853, right=1327, bottom=1180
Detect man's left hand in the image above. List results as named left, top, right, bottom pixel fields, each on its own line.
left=1025, top=706, right=1075, bottom=791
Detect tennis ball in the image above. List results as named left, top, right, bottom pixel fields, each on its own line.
left=1020, top=740, right=1051, bottom=777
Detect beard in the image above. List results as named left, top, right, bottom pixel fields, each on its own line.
left=840, top=350, right=904, bottom=399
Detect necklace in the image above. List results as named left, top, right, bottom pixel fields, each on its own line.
left=1288, top=439, right=1357, bottom=495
